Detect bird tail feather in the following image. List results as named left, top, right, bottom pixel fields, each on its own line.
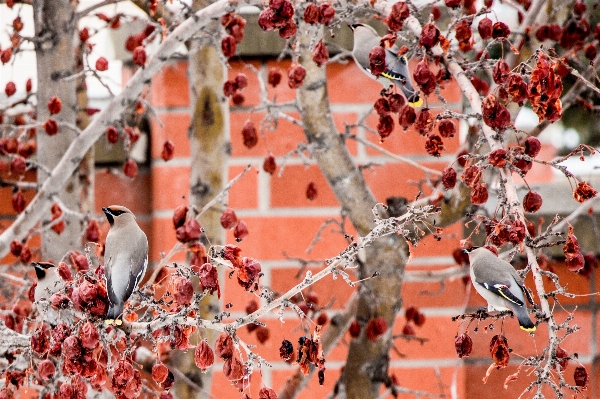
left=107, top=303, right=123, bottom=320
left=514, top=307, right=536, bottom=332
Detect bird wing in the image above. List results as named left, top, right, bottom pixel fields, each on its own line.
left=122, top=232, right=149, bottom=305
left=479, top=282, right=525, bottom=307
left=103, top=238, right=120, bottom=307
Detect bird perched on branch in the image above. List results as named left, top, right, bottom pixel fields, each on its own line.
left=349, top=23, right=423, bottom=107
left=103, top=205, right=148, bottom=325
left=465, top=247, right=536, bottom=332
left=33, top=262, right=62, bottom=302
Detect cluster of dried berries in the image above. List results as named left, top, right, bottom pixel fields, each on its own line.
left=222, top=244, right=262, bottom=291
left=484, top=218, right=526, bottom=247
left=373, top=94, right=405, bottom=139
left=385, top=2, right=410, bottom=31
left=214, top=332, right=246, bottom=381
left=573, top=181, right=597, bottom=203
left=455, top=20, right=473, bottom=51
left=220, top=208, right=249, bottom=241
left=365, top=316, right=388, bottom=341
left=303, top=3, right=335, bottom=26
left=454, top=333, right=473, bottom=358
left=312, top=40, right=329, bottom=67
left=124, top=24, right=156, bottom=54
left=258, top=0, right=297, bottom=39
left=223, top=73, right=248, bottom=106
left=402, top=306, right=426, bottom=336
left=70, top=274, right=110, bottom=316
left=563, top=226, right=584, bottom=272
left=151, top=363, right=174, bottom=390
left=221, top=13, right=247, bottom=57
left=172, top=205, right=201, bottom=243
left=297, top=328, right=326, bottom=384
left=111, top=359, right=143, bottom=398
left=527, top=53, right=562, bottom=122
left=482, top=93, right=510, bottom=130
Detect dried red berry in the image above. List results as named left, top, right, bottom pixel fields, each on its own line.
left=242, top=120, right=258, bottom=149
left=287, top=65, right=306, bottom=89
left=348, top=320, right=361, bottom=338
left=11, top=156, right=26, bottom=176
left=368, top=46, right=386, bottom=76
left=197, top=262, right=220, bottom=297
left=194, top=340, right=214, bottom=372
left=492, top=22, right=510, bottom=38
left=256, top=326, right=270, bottom=344
left=377, top=114, right=395, bottom=139
left=79, top=321, right=99, bottom=349
left=106, top=126, right=119, bottom=144
left=267, top=68, right=282, bottom=87
left=233, top=220, right=249, bottom=241
left=437, top=120, right=455, bottom=138
left=455, top=333, right=472, bottom=358
left=220, top=208, right=238, bottom=229
left=306, top=181, right=318, bottom=201
left=388, top=93, right=405, bottom=112
left=173, top=276, right=194, bottom=306
left=303, top=4, right=319, bottom=24
left=175, top=218, right=201, bottom=243
left=385, top=2, right=410, bottom=31
left=37, top=359, right=55, bottom=380
left=365, top=316, right=388, bottom=342
left=420, top=23, right=440, bottom=49
left=523, top=191, right=542, bottom=213
left=279, top=339, right=293, bottom=360
left=425, top=134, right=444, bottom=157
left=152, top=364, right=169, bottom=384
left=574, top=366, right=588, bottom=388
left=48, top=96, right=62, bottom=115
left=493, top=60, right=510, bottom=84
left=95, top=57, right=109, bottom=71
left=161, top=140, right=174, bottom=161
left=312, top=40, right=329, bottom=66
left=10, top=240, right=22, bottom=257
left=12, top=190, right=26, bottom=213
left=442, top=167, right=457, bottom=189
left=318, top=3, right=335, bottom=25
left=223, top=356, right=244, bottom=381
left=415, top=108, right=434, bottom=135
left=470, top=183, right=488, bottom=205
left=133, top=46, right=146, bottom=66
left=221, top=35, right=236, bottom=58
left=554, top=346, right=569, bottom=370
left=478, top=17, right=493, bottom=39
left=0, top=48, right=12, bottom=64
left=123, top=158, right=138, bottom=178
left=413, top=61, right=436, bottom=95
left=455, top=20, right=472, bottom=42
left=5, top=82, right=16, bottom=97
left=398, top=105, right=416, bottom=130
left=573, top=181, right=597, bottom=203
left=263, top=154, right=277, bottom=175
left=490, top=334, right=509, bottom=368
left=402, top=323, right=415, bottom=336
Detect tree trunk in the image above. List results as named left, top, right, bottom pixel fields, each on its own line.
left=296, top=22, right=409, bottom=399
left=169, top=4, right=229, bottom=396
left=33, top=1, right=86, bottom=262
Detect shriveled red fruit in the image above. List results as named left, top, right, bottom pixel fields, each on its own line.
left=279, top=339, right=293, bottom=360
left=377, top=114, right=395, bottom=139
left=303, top=4, right=319, bottom=24
left=152, top=364, right=169, bottom=383
left=79, top=321, right=99, bottom=349
left=198, top=262, right=220, bottom=297
left=95, top=57, right=109, bottom=71
left=413, top=61, right=436, bottom=95
left=11, top=156, right=26, bottom=175
left=574, top=366, right=588, bottom=388
left=175, top=218, right=201, bottom=243
left=263, top=154, right=277, bottom=175
left=267, top=68, right=282, bottom=87
left=388, top=93, right=405, bottom=112
left=368, top=46, right=386, bottom=76
left=5, top=82, right=16, bottom=97
left=215, top=333, right=234, bottom=359
left=523, top=191, right=542, bottom=213
left=123, top=159, right=138, bottom=178
left=173, top=276, right=194, bottom=306
left=256, top=326, right=270, bottom=344
left=306, top=181, right=318, bottom=201
left=287, top=65, right=306, bottom=89
left=442, top=167, right=457, bottom=189
left=133, top=46, right=146, bottom=66
left=106, top=126, right=119, bottom=144
left=223, top=356, right=244, bottom=381
left=259, top=387, right=278, bottom=399
left=488, top=148, right=507, bottom=167
left=57, top=262, right=72, bottom=281
left=221, top=35, right=236, bottom=58
left=242, top=120, right=258, bottom=149
left=492, top=22, right=510, bottom=38
left=573, top=181, right=597, bottom=203
left=365, top=316, right=388, bottom=342
left=402, top=323, right=415, bottom=336
left=312, top=40, right=328, bottom=66
left=524, top=137, right=541, bottom=157
left=48, top=96, right=62, bottom=115
left=554, top=346, right=569, bottom=370
left=470, top=183, right=488, bottom=205
left=455, top=333, right=473, bottom=358
left=437, top=120, right=455, bottom=138
left=0, top=48, right=12, bottom=64
left=233, top=220, right=249, bottom=241
left=12, top=190, right=26, bottom=213
left=37, top=359, right=55, bottom=380
left=318, top=3, right=335, bottom=25
left=161, top=140, right=174, bottom=161
left=462, top=165, right=481, bottom=187
left=425, top=134, right=444, bottom=157
left=348, top=320, right=361, bottom=338
left=399, top=105, right=416, bottom=130
left=385, top=2, right=410, bottom=31
left=490, top=334, right=509, bottom=368
left=220, top=208, right=238, bottom=229
left=194, top=340, right=214, bottom=372
left=478, top=17, right=493, bottom=39
left=420, top=23, right=440, bottom=49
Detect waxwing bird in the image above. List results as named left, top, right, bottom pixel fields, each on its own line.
left=465, top=247, right=536, bottom=332
left=349, top=23, right=423, bottom=107
left=103, top=205, right=148, bottom=324
left=33, top=262, right=62, bottom=302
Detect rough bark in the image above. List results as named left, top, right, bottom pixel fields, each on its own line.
left=167, top=1, right=230, bottom=397
left=296, top=22, right=409, bottom=399
left=33, top=1, right=84, bottom=262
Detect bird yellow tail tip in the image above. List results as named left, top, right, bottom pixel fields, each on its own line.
left=409, top=97, right=423, bottom=108
left=520, top=325, right=536, bottom=332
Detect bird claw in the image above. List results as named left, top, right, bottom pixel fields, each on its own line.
left=115, top=319, right=123, bottom=326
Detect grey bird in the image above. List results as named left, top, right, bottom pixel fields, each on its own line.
left=103, top=205, right=148, bottom=323
left=465, top=247, right=536, bottom=332
left=33, top=262, right=62, bottom=302
left=349, top=23, right=423, bottom=107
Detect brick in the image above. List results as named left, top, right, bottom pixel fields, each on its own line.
left=270, top=267, right=354, bottom=311
left=362, top=161, right=446, bottom=204
left=95, top=169, right=152, bottom=215
left=151, top=165, right=190, bottom=211
left=271, top=164, right=338, bottom=208
left=149, top=217, right=186, bottom=263
left=518, top=143, right=557, bottom=184
left=228, top=60, right=262, bottom=108
left=391, top=315, right=461, bottom=360
left=401, top=275, right=468, bottom=309
left=225, top=216, right=349, bottom=260
left=230, top=112, right=306, bottom=157
left=326, top=61, right=382, bottom=105
left=211, top=366, right=263, bottom=399
left=149, top=61, right=190, bottom=108
left=149, top=112, right=191, bottom=159
left=408, top=223, right=463, bottom=259
left=364, top=110, right=461, bottom=156
left=271, top=367, right=339, bottom=399
left=0, top=170, right=36, bottom=216
left=228, top=165, right=259, bottom=209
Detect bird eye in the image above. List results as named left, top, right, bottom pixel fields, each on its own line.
left=111, top=210, right=125, bottom=216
